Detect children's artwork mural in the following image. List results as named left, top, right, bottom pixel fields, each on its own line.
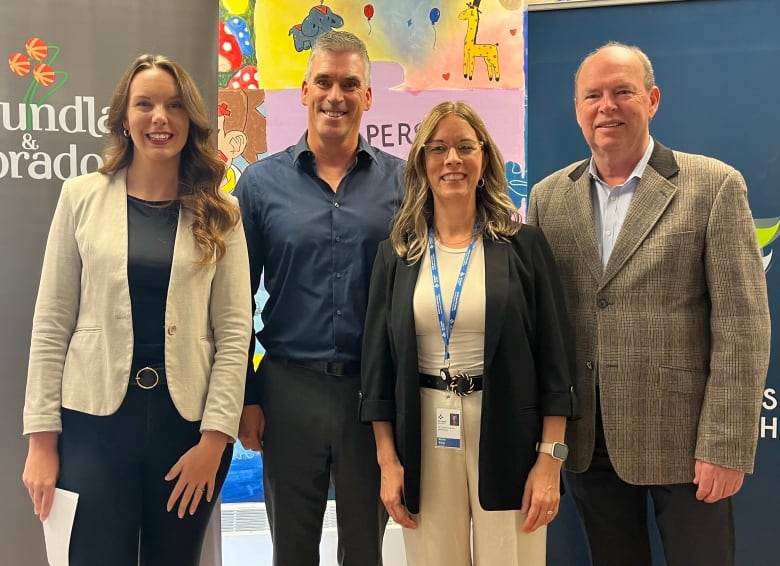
left=458, top=0, right=501, bottom=81
left=218, top=0, right=266, bottom=196
left=218, top=0, right=529, bottom=503
left=289, top=4, right=345, bottom=51
left=254, top=0, right=528, bottom=216
left=217, top=89, right=267, bottom=192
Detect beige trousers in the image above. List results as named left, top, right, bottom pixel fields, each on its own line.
left=402, top=388, right=546, bottom=566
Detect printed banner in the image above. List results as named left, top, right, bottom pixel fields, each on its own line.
left=0, top=1, right=218, bottom=564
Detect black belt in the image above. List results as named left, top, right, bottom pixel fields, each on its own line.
left=420, top=372, right=483, bottom=396
left=285, top=359, right=360, bottom=376
left=130, top=366, right=166, bottom=389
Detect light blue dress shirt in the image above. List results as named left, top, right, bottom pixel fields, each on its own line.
left=590, top=138, right=655, bottom=266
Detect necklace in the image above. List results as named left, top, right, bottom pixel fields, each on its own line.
left=434, top=230, right=475, bottom=248
left=127, top=194, right=178, bottom=209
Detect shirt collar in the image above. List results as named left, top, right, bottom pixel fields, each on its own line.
left=293, top=132, right=377, bottom=167
left=589, top=136, right=655, bottom=187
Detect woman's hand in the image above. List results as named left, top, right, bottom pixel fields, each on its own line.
left=372, top=421, right=416, bottom=529
left=520, top=453, right=562, bottom=533
left=22, top=432, right=60, bottom=522
left=379, top=458, right=417, bottom=529
left=165, top=430, right=228, bottom=518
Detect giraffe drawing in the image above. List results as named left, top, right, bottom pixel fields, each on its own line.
left=458, top=0, right=500, bottom=81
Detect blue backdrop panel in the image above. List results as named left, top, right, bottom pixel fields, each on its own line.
left=528, top=1, right=780, bottom=564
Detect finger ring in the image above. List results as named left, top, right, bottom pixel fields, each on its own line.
left=199, top=488, right=206, bottom=493
left=546, top=510, right=554, bottom=515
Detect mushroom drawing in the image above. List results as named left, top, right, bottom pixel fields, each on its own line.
left=219, top=20, right=243, bottom=73
left=229, top=65, right=259, bottom=90
left=224, top=17, right=254, bottom=56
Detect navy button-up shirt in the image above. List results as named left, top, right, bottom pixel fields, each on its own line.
left=235, top=133, right=404, bottom=401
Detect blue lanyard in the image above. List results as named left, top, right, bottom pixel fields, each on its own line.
left=428, top=225, right=478, bottom=367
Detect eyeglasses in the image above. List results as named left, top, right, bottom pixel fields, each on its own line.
left=422, top=140, right=484, bottom=159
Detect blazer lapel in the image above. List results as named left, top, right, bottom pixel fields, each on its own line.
left=564, top=165, right=603, bottom=282
left=600, top=143, right=680, bottom=287
left=106, top=169, right=130, bottom=279
left=483, top=239, right=507, bottom=369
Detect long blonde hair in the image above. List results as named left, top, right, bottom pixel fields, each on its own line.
left=391, top=101, right=520, bottom=263
left=100, top=54, right=238, bottom=264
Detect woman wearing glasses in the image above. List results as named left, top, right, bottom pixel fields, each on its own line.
left=360, top=101, right=577, bottom=565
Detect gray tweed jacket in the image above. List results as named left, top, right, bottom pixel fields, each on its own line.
left=528, top=141, right=770, bottom=484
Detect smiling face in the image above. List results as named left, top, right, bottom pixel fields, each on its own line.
left=124, top=67, right=189, bottom=168
left=574, top=45, right=660, bottom=168
left=301, top=49, right=372, bottom=150
left=424, top=114, right=486, bottom=210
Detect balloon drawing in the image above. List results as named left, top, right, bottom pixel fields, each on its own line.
left=430, top=7, right=440, bottom=48
left=364, top=4, right=374, bottom=34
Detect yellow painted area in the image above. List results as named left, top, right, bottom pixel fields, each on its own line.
left=222, top=0, right=249, bottom=14
left=255, top=1, right=410, bottom=90
left=251, top=0, right=525, bottom=91
left=253, top=352, right=264, bottom=370
left=254, top=0, right=309, bottom=90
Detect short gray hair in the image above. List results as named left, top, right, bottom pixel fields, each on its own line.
left=574, top=41, right=655, bottom=97
left=305, top=31, right=371, bottom=87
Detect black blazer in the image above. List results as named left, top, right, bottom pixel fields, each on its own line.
left=360, top=225, right=577, bottom=513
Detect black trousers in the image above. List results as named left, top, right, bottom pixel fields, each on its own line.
left=260, top=357, right=387, bottom=566
left=58, top=371, right=233, bottom=566
left=566, top=394, right=735, bottom=566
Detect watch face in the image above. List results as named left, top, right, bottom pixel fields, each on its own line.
left=552, top=443, right=569, bottom=460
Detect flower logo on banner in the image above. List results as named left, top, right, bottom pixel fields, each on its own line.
left=8, top=37, right=70, bottom=129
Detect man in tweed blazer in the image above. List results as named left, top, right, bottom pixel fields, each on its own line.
left=528, top=43, right=770, bottom=566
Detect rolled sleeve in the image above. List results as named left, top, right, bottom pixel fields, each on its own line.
left=360, top=242, right=398, bottom=423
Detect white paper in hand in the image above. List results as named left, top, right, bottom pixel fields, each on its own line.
left=42, top=488, right=79, bottom=566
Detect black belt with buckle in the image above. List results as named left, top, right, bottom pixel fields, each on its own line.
left=286, top=359, right=361, bottom=377
left=131, top=366, right=166, bottom=389
left=420, top=372, right=483, bottom=397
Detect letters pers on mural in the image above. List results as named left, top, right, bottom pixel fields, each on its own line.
left=0, top=96, right=108, bottom=180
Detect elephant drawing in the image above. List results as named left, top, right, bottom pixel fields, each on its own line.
left=289, top=5, right=344, bottom=52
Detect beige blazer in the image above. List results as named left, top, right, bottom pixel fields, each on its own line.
left=528, top=142, right=770, bottom=484
left=24, top=170, right=252, bottom=439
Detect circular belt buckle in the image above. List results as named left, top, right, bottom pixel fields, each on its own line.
left=135, top=367, right=160, bottom=390
left=448, top=371, right=474, bottom=397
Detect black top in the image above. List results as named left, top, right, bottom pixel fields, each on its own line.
left=126, top=195, right=179, bottom=365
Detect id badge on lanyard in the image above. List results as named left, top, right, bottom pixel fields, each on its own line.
left=435, top=406, right=462, bottom=449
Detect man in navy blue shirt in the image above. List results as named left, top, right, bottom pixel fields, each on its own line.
left=234, top=31, right=404, bottom=566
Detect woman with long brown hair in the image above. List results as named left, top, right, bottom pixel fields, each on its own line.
left=22, top=54, right=251, bottom=565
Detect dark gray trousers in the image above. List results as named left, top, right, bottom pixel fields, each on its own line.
left=260, top=357, right=387, bottom=566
